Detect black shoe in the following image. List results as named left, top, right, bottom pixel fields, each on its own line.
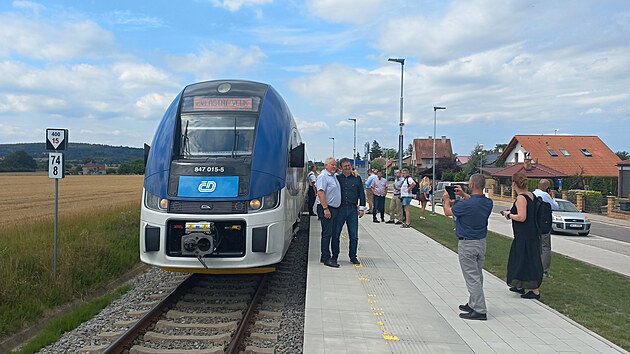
left=324, top=260, right=340, bottom=268
left=350, top=258, right=360, bottom=265
left=395, top=221, right=403, bottom=225
left=373, top=219, right=380, bottom=223
left=458, top=303, right=473, bottom=312
left=309, top=212, right=317, bottom=216
left=385, top=220, right=395, bottom=224
left=381, top=218, right=385, bottom=222
left=509, top=287, right=526, bottom=294
left=320, top=256, right=326, bottom=263
left=521, top=291, right=540, bottom=300
left=459, top=310, right=487, bottom=321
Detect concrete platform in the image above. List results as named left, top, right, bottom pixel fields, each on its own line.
left=303, top=213, right=627, bottom=354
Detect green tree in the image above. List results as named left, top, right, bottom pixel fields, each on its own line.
left=616, top=150, right=629, bottom=161
left=464, top=144, right=487, bottom=177
left=382, top=148, right=397, bottom=159
left=370, top=140, right=383, bottom=159
left=0, top=150, right=37, bottom=172
left=494, top=144, right=508, bottom=153
left=118, top=159, right=145, bottom=174
left=405, top=143, right=413, bottom=156
left=370, top=157, right=385, bottom=171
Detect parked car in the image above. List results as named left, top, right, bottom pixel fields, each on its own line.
left=434, top=181, right=469, bottom=205
left=551, top=199, right=591, bottom=236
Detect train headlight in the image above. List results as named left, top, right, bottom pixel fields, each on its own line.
left=249, top=199, right=262, bottom=209
left=145, top=191, right=168, bottom=212
left=248, top=191, right=280, bottom=213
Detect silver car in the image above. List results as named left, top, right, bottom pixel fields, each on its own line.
left=551, top=199, right=591, bottom=236
left=434, top=181, right=469, bottom=205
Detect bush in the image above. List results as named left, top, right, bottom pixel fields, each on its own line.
left=567, top=189, right=604, bottom=213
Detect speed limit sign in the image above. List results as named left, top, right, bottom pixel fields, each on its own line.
left=49, top=152, right=64, bottom=179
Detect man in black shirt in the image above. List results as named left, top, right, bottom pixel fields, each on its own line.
left=335, top=157, right=366, bottom=265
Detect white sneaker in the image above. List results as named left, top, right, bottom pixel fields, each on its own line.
left=420, top=216, right=425, bottom=219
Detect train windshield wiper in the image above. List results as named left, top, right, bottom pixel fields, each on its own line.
left=231, top=118, right=239, bottom=158
left=182, top=120, right=191, bottom=158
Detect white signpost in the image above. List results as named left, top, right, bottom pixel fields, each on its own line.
left=46, top=128, right=68, bottom=277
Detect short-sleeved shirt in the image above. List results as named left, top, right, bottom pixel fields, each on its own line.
left=315, top=170, right=341, bottom=208
left=307, top=171, right=317, bottom=185
left=400, top=177, right=415, bottom=197
left=533, top=189, right=559, bottom=210
left=451, top=194, right=493, bottom=240
left=365, top=173, right=377, bottom=188
left=372, top=177, right=387, bottom=196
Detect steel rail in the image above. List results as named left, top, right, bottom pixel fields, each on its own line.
left=101, top=273, right=198, bottom=353
left=225, top=273, right=269, bottom=354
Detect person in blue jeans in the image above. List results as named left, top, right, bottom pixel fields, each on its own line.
left=335, top=157, right=366, bottom=265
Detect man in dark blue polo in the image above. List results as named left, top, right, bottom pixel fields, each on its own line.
left=316, top=157, right=342, bottom=268
left=443, top=173, right=493, bottom=321
left=335, top=157, right=366, bottom=265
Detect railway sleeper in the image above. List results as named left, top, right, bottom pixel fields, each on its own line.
left=130, top=345, right=224, bottom=354
left=176, top=301, right=245, bottom=310
left=166, top=309, right=243, bottom=319
left=182, top=293, right=250, bottom=301
left=155, top=319, right=238, bottom=331
left=254, top=320, right=281, bottom=329
left=244, top=345, right=275, bottom=354
left=143, top=330, right=231, bottom=343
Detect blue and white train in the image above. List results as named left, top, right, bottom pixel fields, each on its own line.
left=140, top=80, right=307, bottom=273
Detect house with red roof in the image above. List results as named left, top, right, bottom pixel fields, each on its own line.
left=498, top=135, right=621, bottom=178
left=410, top=137, right=455, bottom=174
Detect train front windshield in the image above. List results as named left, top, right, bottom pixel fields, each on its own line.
left=180, top=113, right=256, bottom=157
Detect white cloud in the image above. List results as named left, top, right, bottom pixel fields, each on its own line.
left=165, top=43, right=266, bottom=80
left=296, top=119, right=329, bottom=133
left=306, top=0, right=390, bottom=24
left=12, top=1, right=45, bottom=13
left=211, top=0, right=272, bottom=12
left=112, top=62, right=175, bottom=90
left=0, top=13, right=115, bottom=60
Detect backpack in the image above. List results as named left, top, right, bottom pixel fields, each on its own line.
left=410, top=178, right=419, bottom=196
left=534, top=196, right=553, bottom=235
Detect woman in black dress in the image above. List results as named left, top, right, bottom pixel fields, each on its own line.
left=501, top=172, right=543, bottom=299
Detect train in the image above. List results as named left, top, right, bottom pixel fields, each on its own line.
left=140, top=80, right=307, bottom=273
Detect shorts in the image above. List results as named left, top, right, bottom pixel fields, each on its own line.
left=401, top=197, right=413, bottom=206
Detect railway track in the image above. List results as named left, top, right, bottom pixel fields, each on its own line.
left=91, top=273, right=268, bottom=354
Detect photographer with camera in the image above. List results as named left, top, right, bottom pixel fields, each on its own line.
left=443, top=173, right=493, bottom=320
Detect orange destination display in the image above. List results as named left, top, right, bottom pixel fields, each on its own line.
left=193, top=97, right=254, bottom=111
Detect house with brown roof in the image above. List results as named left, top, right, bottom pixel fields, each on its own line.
left=498, top=135, right=621, bottom=178
left=82, top=161, right=107, bottom=175
left=410, top=137, right=455, bottom=172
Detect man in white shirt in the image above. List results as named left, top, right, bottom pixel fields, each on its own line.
left=307, top=165, right=318, bottom=216
left=533, top=179, right=559, bottom=276
left=316, top=157, right=342, bottom=268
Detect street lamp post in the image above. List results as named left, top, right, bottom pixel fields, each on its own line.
left=388, top=58, right=405, bottom=172
left=329, top=137, right=335, bottom=157
left=479, top=143, right=484, bottom=174
left=348, top=118, right=357, bottom=169
left=432, top=106, right=446, bottom=214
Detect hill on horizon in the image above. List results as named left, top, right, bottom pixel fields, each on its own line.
left=0, top=142, right=143, bottom=164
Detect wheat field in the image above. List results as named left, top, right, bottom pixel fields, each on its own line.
left=0, top=173, right=144, bottom=230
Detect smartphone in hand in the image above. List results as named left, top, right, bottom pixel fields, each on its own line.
left=445, top=185, right=457, bottom=200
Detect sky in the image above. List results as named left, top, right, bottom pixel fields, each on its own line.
left=0, top=0, right=629, bottom=162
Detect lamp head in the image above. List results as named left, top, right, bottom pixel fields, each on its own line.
left=388, top=58, right=405, bottom=65
left=434, top=106, right=446, bottom=111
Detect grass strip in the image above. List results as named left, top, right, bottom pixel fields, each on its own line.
left=0, top=203, right=139, bottom=338
left=386, top=199, right=630, bottom=351
left=12, top=285, right=131, bottom=354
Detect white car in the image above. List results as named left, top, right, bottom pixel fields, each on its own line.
left=551, top=199, right=591, bottom=236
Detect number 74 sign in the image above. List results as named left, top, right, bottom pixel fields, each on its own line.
left=49, top=152, right=64, bottom=179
